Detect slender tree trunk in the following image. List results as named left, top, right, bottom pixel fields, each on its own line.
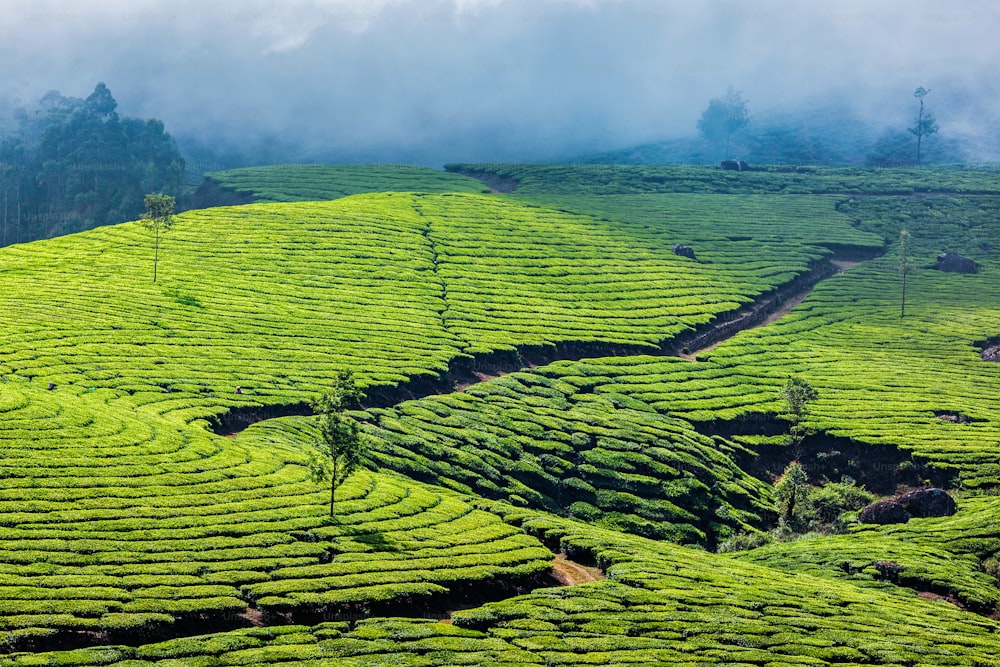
left=329, top=459, right=338, bottom=516
left=153, top=224, right=159, bottom=283
left=900, top=271, right=907, bottom=318
left=915, top=100, right=924, bottom=166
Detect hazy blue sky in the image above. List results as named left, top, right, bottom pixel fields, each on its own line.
left=2, top=0, right=997, bottom=164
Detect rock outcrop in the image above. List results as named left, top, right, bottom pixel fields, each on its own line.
left=858, top=500, right=911, bottom=524
left=897, top=488, right=957, bottom=518
left=673, top=244, right=696, bottom=260
left=858, top=488, right=956, bottom=524
left=936, top=253, right=977, bottom=274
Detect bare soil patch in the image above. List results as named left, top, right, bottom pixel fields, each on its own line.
left=550, top=553, right=605, bottom=586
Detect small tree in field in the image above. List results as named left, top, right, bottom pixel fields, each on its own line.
left=774, top=461, right=809, bottom=526
left=898, top=228, right=914, bottom=318
left=140, top=193, right=175, bottom=283
left=779, top=376, right=818, bottom=453
left=309, top=371, right=365, bottom=517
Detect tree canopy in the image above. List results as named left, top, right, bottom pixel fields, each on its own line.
left=309, top=371, right=367, bottom=517
left=140, top=193, right=176, bottom=283
left=0, top=83, right=184, bottom=247
left=697, top=86, right=750, bottom=157
left=909, top=87, right=939, bottom=165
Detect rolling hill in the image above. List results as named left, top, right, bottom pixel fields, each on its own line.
left=0, top=163, right=998, bottom=664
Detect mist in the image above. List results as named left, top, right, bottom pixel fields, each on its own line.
left=2, top=0, right=999, bottom=167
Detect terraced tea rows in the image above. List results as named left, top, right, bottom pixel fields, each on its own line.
left=509, top=262, right=1000, bottom=488
left=7, top=509, right=999, bottom=665
left=513, top=193, right=883, bottom=253
left=480, top=194, right=1000, bottom=487
left=0, top=382, right=552, bottom=647
left=360, top=371, right=773, bottom=546
left=418, top=194, right=882, bottom=354
left=447, top=162, right=1000, bottom=196
left=736, top=495, right=1000, bottom=613
left=0, top=194, right=463, bottom=423
left=3, top=163, right=998, bottom=664
left=0, top=192, right=877, bottom=426
left=201, top=164, right=488, bottom=203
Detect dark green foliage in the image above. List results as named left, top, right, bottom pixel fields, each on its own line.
left=778, top=377, right=818, bottom=450
left=774, top=462, right=809, bottom=527
left=310, top=372, right=365, bottom=516
left=779, top=378, right=818, bottom=423
left=0, top=83, right=185, bottom=246
left=808, top=480, right=875, bottom=524
left=363, top=375, right=774, bottom=546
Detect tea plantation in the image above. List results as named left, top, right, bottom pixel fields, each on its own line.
left=1, top=163, right=998, bottom=663
left=201, top=164, right=489, bottom=203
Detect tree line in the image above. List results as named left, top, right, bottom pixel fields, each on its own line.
left=0, top=83, right=185, bottom=247
left=697, top=86, right=946, bottom=167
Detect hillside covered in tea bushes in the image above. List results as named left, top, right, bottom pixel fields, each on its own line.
left=0, top=163, right=998, bottom=664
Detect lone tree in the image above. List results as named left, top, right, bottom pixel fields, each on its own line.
left=697, top=86, right=750, bottom=157
left=908, top=87, right=939, bottom=166
left=898, top=229, right=914, bottom=318
left=774, top=461, right=809, bottom=526
left=140, top=193, right=175, bottom=283
left=779, top=376, right=818, bottom=453
left=309, top=371, right=366, bottom=517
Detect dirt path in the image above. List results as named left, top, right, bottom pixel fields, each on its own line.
left=549, top=554, right=605, bottom=585
left=680, top=258, right=862, bottom=361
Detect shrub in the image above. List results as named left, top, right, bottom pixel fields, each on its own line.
left=717, top=531, right=774, bottom=553
left=807, top=480, right=875, bottom=527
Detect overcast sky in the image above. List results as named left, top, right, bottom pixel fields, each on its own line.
left=1, top=0, right=998, bottom=164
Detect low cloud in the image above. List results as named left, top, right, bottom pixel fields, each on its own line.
left=2, top=0, right=997, bottom=165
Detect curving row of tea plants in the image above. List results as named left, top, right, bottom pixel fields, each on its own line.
left=736, top=494, right=1000, bottom=613
left=0, top=163, right=998, bottom=662
left=446, top=162, right=1000, bottom=196
left=0, top=381, right=553, bottom=648
left=360, top=370, right=774, bottom=546
left=5, top=509, right=1000, bottom=666
left=0, top=185, right=886, bottom=648
left=420, top=193, right=882, bottom=354
left=201, top=164, right=489, bottom=203
left=0, top=191, right=880, bottom=426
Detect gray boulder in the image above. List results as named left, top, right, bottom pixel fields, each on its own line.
left=936, top=253, right=977, bottom=274
left=673, top=244, right=696, bottom=260
left=897, top=488, right=957, bottom=518
left=858, top=500, right=911, bottom=524
left=720, top=159, right=749, bottom=171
